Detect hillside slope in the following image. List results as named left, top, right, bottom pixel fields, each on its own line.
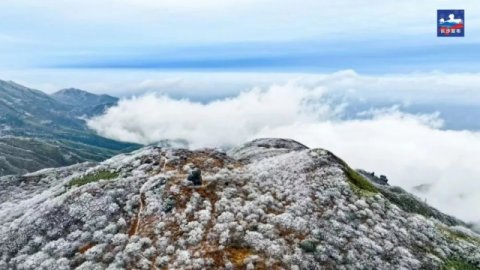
left=0, top=80, right=139, bottom=176
left=0, top=139, right=479, bottom=270
left=0, top=80, right=80, bottom=135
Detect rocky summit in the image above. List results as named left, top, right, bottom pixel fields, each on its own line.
left=0, top=138, right=479, bottom=270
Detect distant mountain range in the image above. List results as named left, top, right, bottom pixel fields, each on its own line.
left=0, top=79, right=140, bottom=176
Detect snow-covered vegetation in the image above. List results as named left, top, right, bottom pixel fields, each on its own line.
left=0, top=138, right=479, bottom=269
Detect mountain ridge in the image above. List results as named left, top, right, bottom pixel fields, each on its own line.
left=51, top=88, right=119, bottom=117
left=0, top=79, right=139, bottom=176
left=0, top=138, right=478, bottom=269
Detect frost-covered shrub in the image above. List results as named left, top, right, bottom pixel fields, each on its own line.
left=1, top=141, right=479, bottom=270
left=299, top=240, right=317, bottom=253
left=111, top=233, right=128, bottom=246
left=76, top=261, right=104, bottom=270
left=162, top=196, right=176, bottom=213
left=155, top=256, right=169, bottom=267
left=85, top=244, right=106, bottom=261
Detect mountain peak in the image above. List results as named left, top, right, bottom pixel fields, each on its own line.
left=54, top=87, right=90, bottom=95
left=52, top=88, right=118, bottom=104
left=51, top=87, right=119, bottom=116
left=1, top=138, right=478, bottom=269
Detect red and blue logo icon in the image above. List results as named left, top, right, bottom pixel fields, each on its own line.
left=437, top=10, right=464, bottom=37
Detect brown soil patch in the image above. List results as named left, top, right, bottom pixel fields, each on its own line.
left=177, top=185, right=193, bottom=210
left=206, top=249, right=225, bottom=267
left=265, top=207, right=284, bottom=215
left=203, top=247, right=253, bottom=269
left=78, top=242, right=95, bottom=254
left=196, top=184, right=219, bottom=207
left=278, top=228, right=306, bottom=243
left=226, top=247, right=252, bottom=267
left=224, top=247, right=282, bottom=270
left=138, top=215, right=159, bottom=238
left=159, top=150, right=242, bottom=174
left=163, top=219, right=183, bottom=242
left=128, top=193, right=146, bottom=237
left=128, top=218, right=138, bottom=237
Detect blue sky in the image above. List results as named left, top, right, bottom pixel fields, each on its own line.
left=1, top=0, right=480, bottom=73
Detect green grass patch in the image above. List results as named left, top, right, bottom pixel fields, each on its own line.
left=344, top=166, right=378, bottom=195
left=328, top=151, right=378, bottom=196
left=442, top=258, right=479, bottom=270
left=438, top=226, right=480, bottom=245
left=67, top=170, right=119, bottom=188
left=380, top=188, right=435, bottom=217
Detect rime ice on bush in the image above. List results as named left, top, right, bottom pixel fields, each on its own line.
left=0, top=139, right=479, bottom=269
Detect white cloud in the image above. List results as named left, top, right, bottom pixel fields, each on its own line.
left=5, top=69, right=480, bottom=106
left=88, top=82, right=338, bottom=147
left=309, top=70, right=480, bottom=105
left=88, top=73, right=480, bottom=224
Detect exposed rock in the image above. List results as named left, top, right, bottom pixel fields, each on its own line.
left=187, top=168, right=203, bottom=186
left=0, top=138, right=479, bottom=269
left=357, top=169, right=389, bottom=186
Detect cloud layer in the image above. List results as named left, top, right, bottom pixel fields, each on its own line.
left=88, top=74, right=480, bottom=224
left=2, top=0, right=480, bottom=72
left=87, top=82, right=339, bottom=147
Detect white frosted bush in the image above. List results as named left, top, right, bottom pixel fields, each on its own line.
left=76, top=261, right=104, bottom=270
left=85, top=244, right=106, bottom=261
left=166, top=245, right=175, bottom=255
left=187, top=227, right=203, bottom=245
left=218, top=212, right=235, bottom=223
left=1, top=141, right=479, bottom=269
left=197, top=209, right=211, bottom=224
left=155, top=256, right=169, bottom=267
left=176, top=250, right=191, bottom=265
left=111, top=233, right=128, bottom=246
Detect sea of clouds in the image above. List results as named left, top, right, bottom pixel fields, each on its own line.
left=88, top=72, right=480, bottom=226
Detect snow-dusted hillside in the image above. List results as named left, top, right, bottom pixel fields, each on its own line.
left=0, top=138, right=479, bottom=270
left=0, top=79, right=139, bottom=176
